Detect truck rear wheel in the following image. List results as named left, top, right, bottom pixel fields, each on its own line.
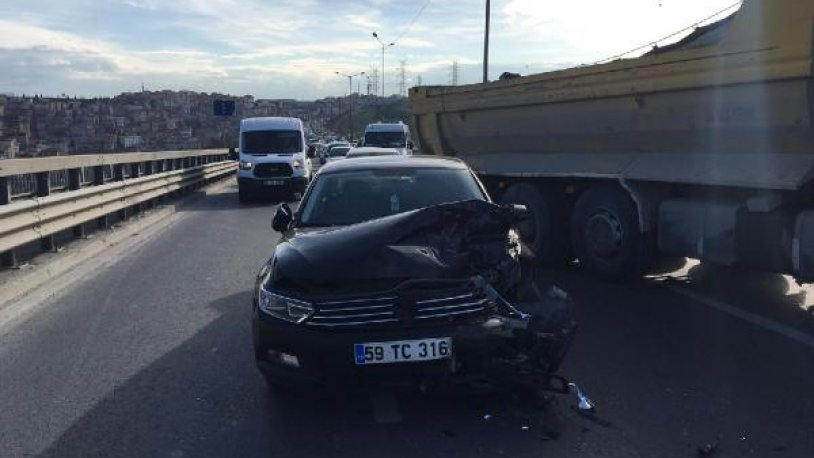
left=571, top=185, right=651, bottom=279
left=500, top=183, right=570, bottom=266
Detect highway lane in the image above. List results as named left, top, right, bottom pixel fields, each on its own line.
left=1, top=182, right=813, bottom=457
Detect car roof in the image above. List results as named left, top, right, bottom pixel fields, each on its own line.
left=347, top=147, right=400, bottom=156
left=240, top=117, right=302, bottom=132
left=317, top=155, right=468, bottom=174
left=364, top=122, right=408, bottom=133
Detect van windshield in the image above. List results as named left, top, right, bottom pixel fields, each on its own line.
left=364, top=131, right=406, bottom=148
left=243, top=130, right=302, bottom=154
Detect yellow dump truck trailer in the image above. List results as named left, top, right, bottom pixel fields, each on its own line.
left=410, top=0, right=814, bottom=281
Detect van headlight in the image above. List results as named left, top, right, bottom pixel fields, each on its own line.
left=258, top=287, right=314, bottom=324
left=239, top=160, right=254, bottom=170
left=292, top=159, right=304, bottom=169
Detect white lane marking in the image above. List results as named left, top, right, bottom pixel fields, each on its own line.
left=371, top=392, right=402, bottom=424
left=663, top=284, right=814, bottom=350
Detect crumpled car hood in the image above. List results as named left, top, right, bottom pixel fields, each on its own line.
left=266, top=199, right=580, bottom=390
left=274, top=200, right=521, bottom=287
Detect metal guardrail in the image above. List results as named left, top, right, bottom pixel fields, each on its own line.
left=0, top=149, right=236, bottom=267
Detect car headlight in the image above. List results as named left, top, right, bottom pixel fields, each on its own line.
left=258, top=287, right=314, bottom=324
left=292, top=159, right=304, bottom=169
left=239, top=160, right=254, bottom=170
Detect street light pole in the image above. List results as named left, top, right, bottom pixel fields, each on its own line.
left=373, top=32, right=395, bottom=98
left=483, top=0, right=491, bottom=83
left=335, top=71, right=365, bottom=142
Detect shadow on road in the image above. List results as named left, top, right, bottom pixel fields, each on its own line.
left=181, top=182, right=300, bottom=214
left=38, top=291, right=588, bottom=458
left=655, top=262, right=814, bottom=336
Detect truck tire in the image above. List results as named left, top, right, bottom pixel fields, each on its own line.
left=500, top=183, right=570, bottom=266
left=571, top=185, right=652, bottom=280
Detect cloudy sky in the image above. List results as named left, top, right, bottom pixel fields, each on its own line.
left=0, top=0, right=739, bottom=99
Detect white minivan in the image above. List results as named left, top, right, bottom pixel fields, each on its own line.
left=237, top=117, right=313, bottom=202
left=361, top=122, right=414, bottom=155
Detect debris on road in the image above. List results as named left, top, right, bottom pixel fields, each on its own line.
left=568, top=382, right=595, bottom=412
left=697, top=443, right=719, bottom=457
left=483, top=413, right=493, bottom=421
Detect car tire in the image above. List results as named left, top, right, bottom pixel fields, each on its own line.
left=570, top=185, right=652, bottom=280
left=500, top=183, right=570, bottom=267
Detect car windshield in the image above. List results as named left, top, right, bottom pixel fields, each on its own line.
left=242, top=130, right=302, bottom=154
left=364, top=131, right=406, bottom=148
left=328, top=146, right=351, bottom=157
left=298, top=167, right=485, bottom=226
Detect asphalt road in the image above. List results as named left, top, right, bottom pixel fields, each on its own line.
left=1, top=182, right=813, bottom=458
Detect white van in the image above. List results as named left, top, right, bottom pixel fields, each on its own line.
left=361, top=122, right=414, bottom=155
left=237, top=117, right=312, bottom=202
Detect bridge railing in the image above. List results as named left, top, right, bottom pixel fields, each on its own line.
left=0, top=149, right=236, bottom=268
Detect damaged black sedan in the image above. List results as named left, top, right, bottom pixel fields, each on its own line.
left=252, top=156, right=576, bottom=393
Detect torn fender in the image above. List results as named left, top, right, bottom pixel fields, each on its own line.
left=477, top=277, right=576, bottom=376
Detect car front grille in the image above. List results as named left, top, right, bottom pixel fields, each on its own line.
left=254, top=163, right=293, bottom=178
left=307, top=288, right=489, bottom=328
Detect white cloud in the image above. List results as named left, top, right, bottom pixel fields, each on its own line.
left=346, top=12, right=382, bottom=30
left=0, top=0, right=747, bottom=97
left=0, top=20, right=109, bottom=53
left=499, top=0, right=741, bottom=62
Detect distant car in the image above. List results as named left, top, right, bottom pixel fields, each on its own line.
left=324, top=145, right=351, bottom=163
left=345, top=147, right=401, bottom=159
left=322, top=142, right=350, bottom=160
left=308, top=143, right=326, bottom=171
left=252, top=156, right=576, bottom=391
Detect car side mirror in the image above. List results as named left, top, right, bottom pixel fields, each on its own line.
left=406, top=141, right=414, bottom=149
left=272, top=203, right=294, bottom=232
left=306, top=145, right=316, bottom=159
left=228, top=147, right=238, bottom=161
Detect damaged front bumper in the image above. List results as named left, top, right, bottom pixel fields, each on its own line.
left=252, top=275, right=576, bottom=393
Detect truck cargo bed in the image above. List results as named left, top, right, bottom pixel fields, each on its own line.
left=410, top=0, right=814, bottom=190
